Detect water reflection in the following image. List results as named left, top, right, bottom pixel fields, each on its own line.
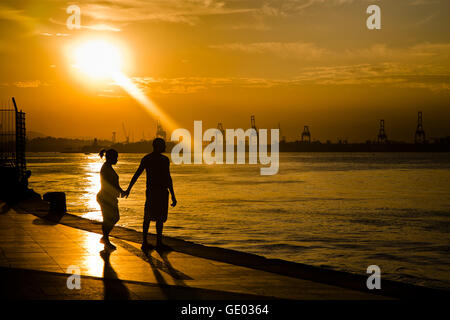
left=81, top=232, right=104, bottom=277
left=26, top=152, right=450, bottom=290
left=81, top=155, right=103, bottom=221
left=100, top=249, right=130, bottom=299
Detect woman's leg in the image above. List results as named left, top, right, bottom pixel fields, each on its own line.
left=101, top=202, right=119, bottom=248
left=99, top=202, right=111, bottom=243
left=102, top=221, right=114, bottom=239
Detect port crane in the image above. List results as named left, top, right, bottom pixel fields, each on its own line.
left=377, top=119, right=388, bottom=143
left=301, top=126, right=311, bottom=143
left=122, top=123, right=130, bottom=144
left=156, top=120, right=166, bottom=140
left=250, top=115, right=259, bottom=140
left=415, top=111, right=426, bottom=144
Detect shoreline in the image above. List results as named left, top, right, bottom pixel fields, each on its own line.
left=28, top=149, right=450, bottom=154
left=11, top=197, right=449, bottom=300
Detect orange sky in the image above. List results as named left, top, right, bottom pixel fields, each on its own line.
left=0, top=0, right=449, bottom=142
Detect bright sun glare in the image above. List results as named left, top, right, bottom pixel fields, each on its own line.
left=70, top=39, right=179, bottom=132
left=73, top=40, right=122, bottom=79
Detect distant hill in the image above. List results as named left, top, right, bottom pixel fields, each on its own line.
left=27, top=137, right=111, bottom=152
left=27, top=131, right=47, bottom=139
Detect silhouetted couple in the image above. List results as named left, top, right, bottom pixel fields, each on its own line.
left=96, top=138, right=177, bottom=251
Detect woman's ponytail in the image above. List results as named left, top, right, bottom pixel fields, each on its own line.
left=99, top=148, right=118, bottom=163
left=99, top=149, right=107, bottom=159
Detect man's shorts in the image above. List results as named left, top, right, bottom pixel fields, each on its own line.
left=144, top=187, right=169, bottom=223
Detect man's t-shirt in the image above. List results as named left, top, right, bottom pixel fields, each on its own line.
left=139, top=152, right=172, bottom=190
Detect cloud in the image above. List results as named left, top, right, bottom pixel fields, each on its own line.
left=120, top=60, right=450, bottom=94
left=212, top=41, right=450, bottom=65
left=13, top=80, right=43, bottom=88
left=253, top=0, right=376, bottom=15
left=210, top=42, right=329, bottom=60
left=39, top=32, right=69, bottom=37
left=98, top=88, right=126, bottom=98
left=80, top=0, right=255, bottom=25
left=129, top=77, right=225, bottom=94
left=409, top=42, right=450, bottom=57
left=82, top=24, right=122, bottom=32
left=114, top=76, right=295, bottom=95
left=0, top=5, right=34, bottom=24
left=288, top=62, right=450, bottom=92
left=47, top=17, right=121, bottom=33
left=409, top=0, right=440, bottom=5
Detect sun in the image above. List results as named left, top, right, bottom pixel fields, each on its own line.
left=68, top=38, right=179, bottom=132
left=73, top=40, right=122, bottom=79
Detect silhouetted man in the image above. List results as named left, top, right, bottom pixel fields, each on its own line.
left=125, top=138, right=177, bottom=251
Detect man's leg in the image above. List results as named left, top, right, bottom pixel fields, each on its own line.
left=156, top=189, right=169, bottom=249
left=142, top=200, right=151, bottom=248
left=156, top=221, right=163, bottom=247
left=143, top=215, right=151, bottom=245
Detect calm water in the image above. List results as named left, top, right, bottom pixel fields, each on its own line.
left=27, top=152, right=450, bottom=290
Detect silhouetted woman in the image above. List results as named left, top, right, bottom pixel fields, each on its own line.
left=97, top=149, right=125, bottom=250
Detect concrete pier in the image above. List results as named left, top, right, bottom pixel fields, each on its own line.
left=0, top=199, right=447, bottom=300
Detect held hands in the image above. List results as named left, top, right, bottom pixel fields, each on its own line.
left=121, top=187, right=175, bottom=206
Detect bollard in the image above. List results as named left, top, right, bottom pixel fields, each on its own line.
left=43, top=192, right=67, bottom=222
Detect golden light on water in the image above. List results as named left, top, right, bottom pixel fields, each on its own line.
left=81, top=155, right=102, bottom=221
left=81, top=232, right=105, bottom=277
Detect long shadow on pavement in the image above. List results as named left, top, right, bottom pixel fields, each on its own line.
left=100, top=249, right=130, bottom=300
left=112, top=238, right=198, bottom=299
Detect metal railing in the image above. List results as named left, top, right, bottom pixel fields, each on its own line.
left=0, top=97, right=26, bottom=179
